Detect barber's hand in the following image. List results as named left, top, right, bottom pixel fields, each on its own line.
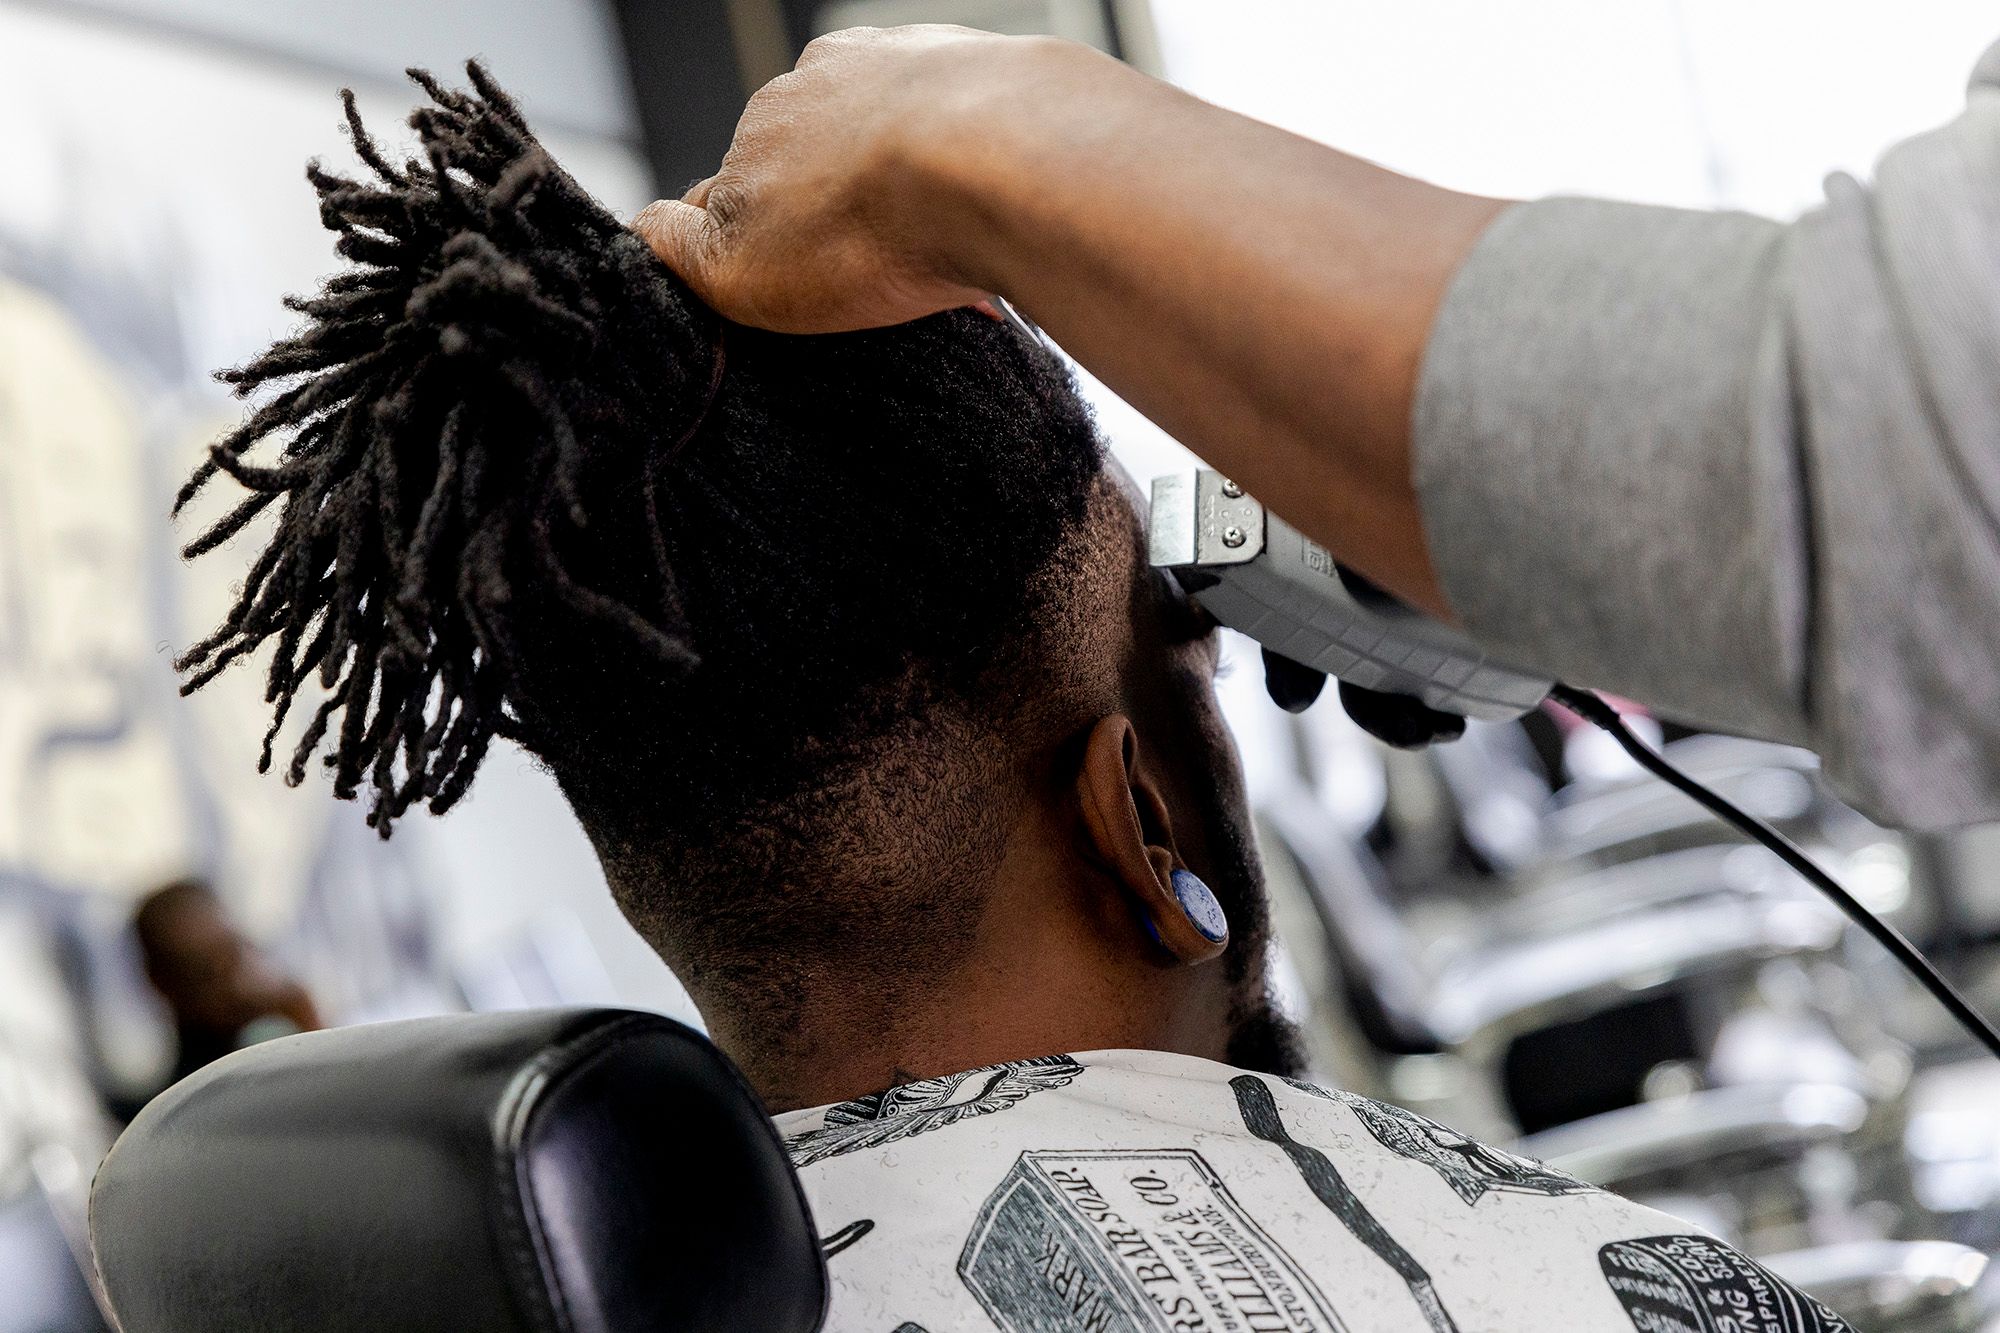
left=1261, top=647, right=1328, bottom=713
left=636, top=25, right=1047, bottom=333
left=1337, top=680, right=1465, bottom=749
left=1262, top=646, right=1466, bottom=748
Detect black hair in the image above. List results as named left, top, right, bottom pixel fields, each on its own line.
left=175, top=63, right=1106, bottom=893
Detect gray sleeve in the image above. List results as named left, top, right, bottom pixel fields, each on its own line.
left=1412, top=40, right=2000, bottom=830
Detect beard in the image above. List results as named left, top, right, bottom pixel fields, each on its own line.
left=1193, top=779, right=1307, bottom=1078
left=1226, top=1001, right=1307, bottom=1077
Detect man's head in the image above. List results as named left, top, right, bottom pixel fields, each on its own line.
left=178, top=65, right=1299, bottom=1104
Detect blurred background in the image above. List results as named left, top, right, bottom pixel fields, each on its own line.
left=5, top=1, right=2000, bottom=1328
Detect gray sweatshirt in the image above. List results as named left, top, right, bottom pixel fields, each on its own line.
left=1413, top=39, right=2000, bottom=831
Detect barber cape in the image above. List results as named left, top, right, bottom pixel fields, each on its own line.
left=773, top=1049, right=1852, bottom=1333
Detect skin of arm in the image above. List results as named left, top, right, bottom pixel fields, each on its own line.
left=636, top=25, right=1508, bottom=617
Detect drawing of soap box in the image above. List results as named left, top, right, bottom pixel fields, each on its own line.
left=959, top=1148, right=1347, bottom=1333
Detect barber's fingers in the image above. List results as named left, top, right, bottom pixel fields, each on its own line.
left=1261, top=647, right=1328, bottom=713
left=1337, top=680, right=1466, bottom=749
left=634, top=198, right=724, bottom=302
left=1263, top=645, right=1469, bottom=747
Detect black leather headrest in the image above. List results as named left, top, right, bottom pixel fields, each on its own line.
left=90, top=1008, right=826, bottom=1333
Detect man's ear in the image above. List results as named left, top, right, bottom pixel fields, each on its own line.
left=1075, top=714, right=1228, bottom=965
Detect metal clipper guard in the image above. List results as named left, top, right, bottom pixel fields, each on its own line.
left=1148, top=470, right=1551, bottom=722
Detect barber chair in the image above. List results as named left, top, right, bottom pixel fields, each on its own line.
left=1267, top=727, right=2000, bottom=1321
left=1264, top=795, right=1860, bottom=1073
left=88, top=1008, right=827, bottom=1333
left=2, top=1155, right=110, bottom=1333
left=1763, top=1241, right=1995, bottom=1333
left=1541, top=737, right=1917, bottom=901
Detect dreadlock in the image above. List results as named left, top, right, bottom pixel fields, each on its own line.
left=175, top=64, right=1105, bottom=871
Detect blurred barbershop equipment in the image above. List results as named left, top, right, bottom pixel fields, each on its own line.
left=1251, top=699, right=2000, bottom=1331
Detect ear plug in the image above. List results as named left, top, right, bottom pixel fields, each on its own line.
left=1170, top=868, right=1228, bottom=943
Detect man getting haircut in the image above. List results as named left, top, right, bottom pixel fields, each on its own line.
left=176, top=67, right=1860, bottom=1333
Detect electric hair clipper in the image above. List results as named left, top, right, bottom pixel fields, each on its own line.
left=1149, top=470, right=2000, bottom=1063
left=1148, top=470, right=1551, bottom=722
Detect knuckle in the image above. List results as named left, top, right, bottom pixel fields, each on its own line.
left=703, top=180, right=747, bottom=232
left=632, top=198, right=670, bottom=235
left=631, top=199, right=686, bottom=251
left=799, top=25, right=882, bottom=66
left=740, top=69, right=801, bottom=118
left=752, top=68, right=798, bottom=99
left=796, top=33, right=838, bottom=67
left=802, top=27, right=862, bottom=56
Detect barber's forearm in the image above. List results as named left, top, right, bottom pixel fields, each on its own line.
left=914, top=41, right=1508, bottom=616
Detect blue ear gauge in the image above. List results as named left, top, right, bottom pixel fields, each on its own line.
left=1170, top=868, right=1228, bottom=943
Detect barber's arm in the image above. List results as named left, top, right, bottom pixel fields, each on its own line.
left=638, top=26, right=1492, bottom=617
left=640, top=26, right=2000, bottom=830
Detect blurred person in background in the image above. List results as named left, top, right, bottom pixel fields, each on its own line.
left=132, top=879, right=320, bottom=1087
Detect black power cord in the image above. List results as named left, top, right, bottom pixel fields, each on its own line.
left=1549, top=683, right=2000, bottom=1063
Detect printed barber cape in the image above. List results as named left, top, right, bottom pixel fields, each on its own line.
left=773, top=1049, right=1853, bottom=1333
